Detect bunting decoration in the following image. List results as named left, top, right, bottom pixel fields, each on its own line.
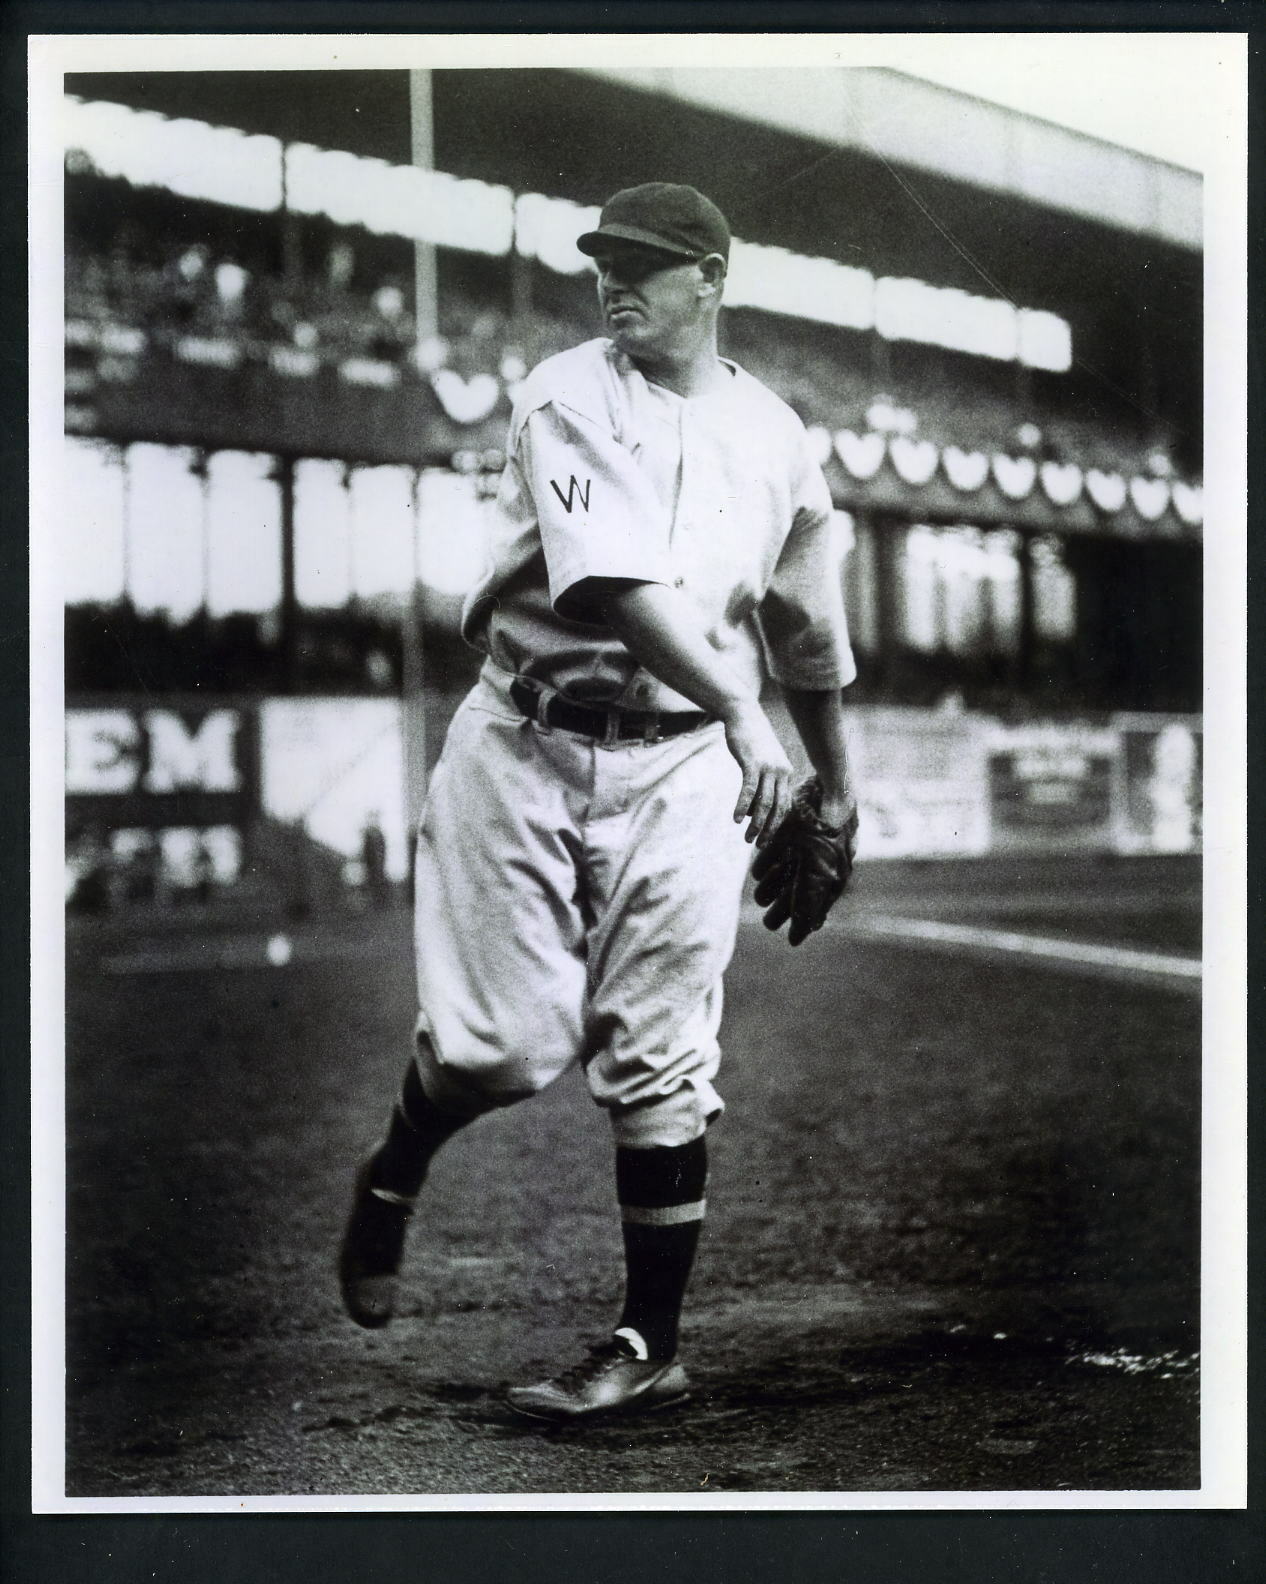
left=992, top=453, right=1037, bottom=500
left=834, top=429, right=886, bottom=480
left=1039, top=459, right=1083, bottom=506
left=888, top=435, right=939, bottom=486
left=431, top=369, right=501, bottom=424
left=1085, top=469, right=1127, bottom=512
left=1171, top=481, right=1203, bottom=525
left=942, top=446, right=990, bottom=491
left=818, top=423, right=1195, bottom=529
left=1129, top=476, right=1170, bottom=521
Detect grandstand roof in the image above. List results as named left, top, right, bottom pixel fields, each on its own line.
left=576, top=67, right=1201, bottom=251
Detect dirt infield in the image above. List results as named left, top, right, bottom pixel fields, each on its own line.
left=60, top=857, right=1201, bottom=1497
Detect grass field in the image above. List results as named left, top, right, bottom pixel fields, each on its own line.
left=58, top=854, right=1202, bottom=1498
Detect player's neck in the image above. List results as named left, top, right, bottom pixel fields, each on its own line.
left=631, top=326, right=725, bottom=399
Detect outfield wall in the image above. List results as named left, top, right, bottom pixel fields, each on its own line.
left=774, top=701, right=1201, bottom=861
left=64, top=695, right=410, bottom=905
left=63, top=695, right=1202, bottom=909
left=852, top=708, right=1201, bottom=859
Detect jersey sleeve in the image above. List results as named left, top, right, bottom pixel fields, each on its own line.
left=520, top=400, right=673, bottom=621
left=757, top=435, right=858, bottom=690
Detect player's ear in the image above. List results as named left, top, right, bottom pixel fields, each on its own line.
left=697, top=253, right=726, bottom=302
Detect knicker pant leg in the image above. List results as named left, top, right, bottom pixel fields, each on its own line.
left=412, top=687, right=591, bottom=1116
left=581, top=725, right=751, bottom=1149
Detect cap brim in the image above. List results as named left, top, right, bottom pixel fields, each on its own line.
left=575, top=224, right=699, bottom=259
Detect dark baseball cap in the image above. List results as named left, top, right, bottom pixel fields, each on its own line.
left=577, top=183, right=731, bottom=263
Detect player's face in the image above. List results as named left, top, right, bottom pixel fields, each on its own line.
left=592, top=244, right=705, bottom=357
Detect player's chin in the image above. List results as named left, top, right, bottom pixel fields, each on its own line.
left=606, top=315, right=651, bottom=351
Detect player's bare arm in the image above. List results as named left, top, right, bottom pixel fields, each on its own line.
left=593, top=577, right=794, bottom=845
left=781, top=686, right=858, bottom=829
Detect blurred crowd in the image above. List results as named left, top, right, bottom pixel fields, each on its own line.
left=65, top=237, right=1154, bottom=470
left=65, top=811, right=401, bottom=916
left=66, top=238, right=574, bottom=383
left=63, top=603, right=443, bottom=695
left=65, top=823, right=224, bottom=913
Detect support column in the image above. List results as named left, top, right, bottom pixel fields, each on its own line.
left=1016, top=529, right=1036, bottom=694
left=190, top=448, right=211, bottom=616
left=409, top=71, right=439, bottom=347
left=279, top=142, right=303, bottom=288
left=117, top=441, right=133, bottom=608
left=871, top=511, right=902, bottom=694
left=403, top=469, right=428, bottom=859
left=276, top=454, right=298, bottom=693
left=404, top=69, right=438, bottom=841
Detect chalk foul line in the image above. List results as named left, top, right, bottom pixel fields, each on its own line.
left=848, top=914, right=1201, bottom=981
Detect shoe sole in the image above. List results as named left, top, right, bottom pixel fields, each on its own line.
left=339, top=1281, right=394, bottom=1330
left=506, top=1387, right=692, bottom=1424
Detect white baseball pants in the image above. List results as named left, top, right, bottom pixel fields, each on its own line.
left=412, top=662, right=752, bottom=1148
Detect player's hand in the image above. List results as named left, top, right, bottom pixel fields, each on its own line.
left=751, top=775, right=860, bottom=946
left=722, top=700, right=795, bottom=846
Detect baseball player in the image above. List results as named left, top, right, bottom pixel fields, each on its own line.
left=339, top=183, right=859, bottom=1421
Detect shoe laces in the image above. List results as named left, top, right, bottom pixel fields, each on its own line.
left=552, top=1336, right=638, bottom=1392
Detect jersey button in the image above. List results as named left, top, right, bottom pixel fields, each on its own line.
left=673, top=576, right=684, bottom=588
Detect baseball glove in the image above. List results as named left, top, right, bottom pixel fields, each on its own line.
left=751, top=775, right=859, bottom=946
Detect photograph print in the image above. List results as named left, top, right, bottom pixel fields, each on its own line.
left=34, top=32, right=1246, bottom=1508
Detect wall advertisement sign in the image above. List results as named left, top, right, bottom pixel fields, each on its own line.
left=846, top=706, right=990, bottom=860
left=1112, top=713, right=1203, bottom=855
left=64, top=701, right=259, bottom=895
left=983, top=721, right=1119, bottom=852
left=259, top=698, right=409, bottom=881
left=64, top=696, right=408, bottom=904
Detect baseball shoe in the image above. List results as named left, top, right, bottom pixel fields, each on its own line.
left=338, top=1159, right=414, bottom=1329
left=506, top=1329, right=691, bottom=1422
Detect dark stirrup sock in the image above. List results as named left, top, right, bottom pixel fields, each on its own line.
left=369, top=1057, right=471, bottom=1201
left=615, top=1137, right=709, bottom=1360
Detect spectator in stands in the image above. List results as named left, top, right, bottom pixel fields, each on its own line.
left=191, top=834, right=216, bottom=905
left=214, top=260, right=250, bottom=328
left=67, top=253, right=110, bottom=320
left=105, top=224, right=149, bottom=316
left=364, top=647, right=396, bottom=690
left=369, top=281, right=415, bottom=362
left=361, top=814, right=390, bottom=910
left=140, top=243, right=212, bottom=343
left=328, top=240, right=356, bottom=293
left=66, top=824, right=113, bottom=915
left=269, top=291, right=321, bottom=354
left=121, top=831, right=163, bottom=905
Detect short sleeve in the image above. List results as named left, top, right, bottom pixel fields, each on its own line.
left=757, top=435, right=857, bottom=689
left=521, top=402, right=673, bottom=620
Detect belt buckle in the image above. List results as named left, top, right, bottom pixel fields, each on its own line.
left=643, top=715, right=663, bottom=745
left=601, top=708, right=621, bottom=748
left=520, top=678, right=554, bottom=733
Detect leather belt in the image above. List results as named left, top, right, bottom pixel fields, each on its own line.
left=509, top=678, right=712, bottom=745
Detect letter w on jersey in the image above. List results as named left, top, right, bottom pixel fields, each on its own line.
left=550, top=475, right=592, bottom=514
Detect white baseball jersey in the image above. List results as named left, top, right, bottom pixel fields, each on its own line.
left=463, top=338, right=856, bottom=712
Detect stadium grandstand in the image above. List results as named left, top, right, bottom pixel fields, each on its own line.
left=61, top=68, right=1203, bottom=913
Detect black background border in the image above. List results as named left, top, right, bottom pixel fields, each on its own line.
left=5, top=3, right=1260, bottom=1579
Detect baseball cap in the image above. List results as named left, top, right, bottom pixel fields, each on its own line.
left=577, top=183, right=731, bottom=263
